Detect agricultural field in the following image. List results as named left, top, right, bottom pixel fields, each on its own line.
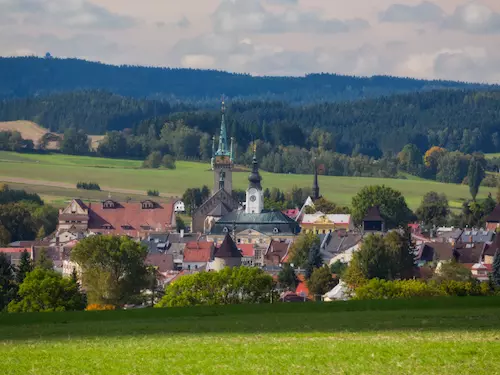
left=0, top=151, right=494, bottom=209
left=2, top=298, right=500, bottom=375
left=0, top=121, right=104, bottom=150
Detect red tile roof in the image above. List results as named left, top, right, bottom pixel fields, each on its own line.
left=183, top=241, right=214, bottom=263
left=238, top=244, right=254, bottom=257
left=86, top=200, right=175, bottom=236
left=265, top=240, right=290, bottom=266
left=282, top=209, right=299, bottom=219
left=0, top=247, right=32, bottom=254
left=295, top=275, right=310, bottom=299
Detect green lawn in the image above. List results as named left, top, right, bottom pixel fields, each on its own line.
left=2, top=298, right=500, bottom=375
left=0, top=151, right=493, bottom=209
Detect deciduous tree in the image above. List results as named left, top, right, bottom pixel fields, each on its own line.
left=307, top=266, right=337, bottom=299
left=7, top=268, right=85, bottom=313
left=416, top=192, right=450, bottom=227
left=277, top=263, right=299, bottom=291
left=288, top=232, right=320, bottom=268
left=71, top=235, right=148, bottom=306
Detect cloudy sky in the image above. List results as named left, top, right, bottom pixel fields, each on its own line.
left=1, top=0, right=500, bottom=82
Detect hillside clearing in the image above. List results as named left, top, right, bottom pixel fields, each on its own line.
left=1, top=298, right=500, bottom=375
left=0, top=151, right=493, bottom=209
left=0, top=121, right=104, bottom=150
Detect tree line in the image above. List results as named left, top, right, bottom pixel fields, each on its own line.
left=0, top=56, right=483, bottom=103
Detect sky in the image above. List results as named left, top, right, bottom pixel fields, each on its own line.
left=1, top=0, right=500, bottom=82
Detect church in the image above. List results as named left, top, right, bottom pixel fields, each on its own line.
left=192, top=100, right=301, bottom=247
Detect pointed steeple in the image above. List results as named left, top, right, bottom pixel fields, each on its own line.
left=248, top=143, right=262, bottom=190
left=216, top=99, right=230, bottom=157
left=312, top=157, right=320, bottom=201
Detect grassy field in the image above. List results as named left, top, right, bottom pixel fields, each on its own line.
left=1, top=298, right=500, bottom=375
left=0, top=121, right=104, bottom=150
left=0, top=151, right=494, bottom=209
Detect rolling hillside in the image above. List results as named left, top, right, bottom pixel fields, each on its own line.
left=0, top=151, right=493, bottom=209
left=0, top=121, right=104, bottom=150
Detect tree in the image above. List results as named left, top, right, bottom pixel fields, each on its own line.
left=161, top=154, right=176, bottom=169
left=432, top=261, right=474, bottom=283
left=288, top=232, right=320, bottom=268
left=305, top=241, right=323, bottom=279
left=278, top=263, right=299, bottom=291
left=415, top=192, right=450, bottom=227
left=60, top=127, right=90, bottom=155
left=492, top=251, right=500, bottom=287
left=313, top=197, right=350, bottom=214
left=35, top=247, right=54, bottom=271
left=398, top=143, right=423, bottom=175
left=0, top=224, right=10, bottom=246
left=143, top=151, right=163, bottom=169
left=0, top=253, right=16, bottom=311
left=16, top=250, right=33, bottom=285
left=351, top=185, right=412, bottom=228
left=71, top=235, right=148, bottom=306
left=156, top=267, right=274, bottom=307
left=424, top=146, right=446, bottom=173
left=348, top=232, right=415, bottom=281
left=7, top=268, right=85, bottom=313
left=307, top=266, right=337, bottom=299
left=330, top=260, right=348, bottom=276
left=468, top=155, right=486, bottom=200
left=176, top=215, right=186, bottom=232
left=145, top=265, right=164, bottom=307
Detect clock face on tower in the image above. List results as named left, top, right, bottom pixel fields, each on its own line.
left=250, top=195, right=257, bottom=202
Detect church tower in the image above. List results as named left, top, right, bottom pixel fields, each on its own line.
left=246, top=145, right=264, bottom=214
left=312, top=157, right=321, bottom=201
left=212, top=100, right=233, bottom=195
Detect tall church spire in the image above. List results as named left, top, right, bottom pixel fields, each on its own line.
left=248, top=143, right=262, bottom=190
left=312, top=157, right=320, bottom=201
left=216, top=99, right=230, bottom=157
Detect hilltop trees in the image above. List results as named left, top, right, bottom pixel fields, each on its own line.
left=71, top=235, right=149, bottom=306
left=398, top=144, right=423, bottom=175
left=351, top=185, right=412, bottom=228
left=60, top=127, right=90, bottom=155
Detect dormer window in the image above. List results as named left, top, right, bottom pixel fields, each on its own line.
left=273, top=228, right=279, bottom=234
left=103, top=200, right=116, bottom=209
left=223, top=227, right=229, bottom=233
left=141, top=200, right=155, bottom=209
left=121, top=225, right=133, bottom=230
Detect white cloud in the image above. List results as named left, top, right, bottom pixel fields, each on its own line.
left=211, top=0, right=369, bottom=34
left=443, top=2, right=500, bottom=34
left=379, top=1, right=444, bottom=23
left=0, top=0, right=136, bottom=29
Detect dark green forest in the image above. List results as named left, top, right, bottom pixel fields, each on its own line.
left=0, top=56, right=489, bottom=104
left=2, top=89, right=500, bottom=157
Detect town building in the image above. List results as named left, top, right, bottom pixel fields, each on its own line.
left=301, top=212, right=353, bottom=234
left=486, top=204, right=500, bottom=231
left=58, top=198, right=176, bottom=238
left=210, top=234, right=242, bottom=271
left=362, top=206, right=385, bottom=233
left=0, top=247, right=32, bottom=267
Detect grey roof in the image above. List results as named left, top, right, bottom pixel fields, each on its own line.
left=459, top=230, right=495, bottom=244
left=319, top=232, right=362, bottom=262
left=207, top=202, right=232, bottom=217
left=210, top=210, right=300, bottom=236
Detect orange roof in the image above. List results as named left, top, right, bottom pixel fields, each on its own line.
left=295, top=274, right=310, bottom=298
left=238, top=244, right=254, bottom=257
left=0, top=247, right=31, bottom=254
left=183, top=241, right=213, bottom=262
left=86, top=200, right=175, bottom=235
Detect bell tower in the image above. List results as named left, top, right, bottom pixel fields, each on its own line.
left=212, top=99, right=233, bottom=195
left=246, top=144, right=263, bottom=214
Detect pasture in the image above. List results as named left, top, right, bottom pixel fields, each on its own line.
left=0, top=151, right=494, bottom=209
left=1, top=298, right=500, bottom=375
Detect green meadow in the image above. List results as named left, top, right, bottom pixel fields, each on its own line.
left=2, top=298, right=500, bottom=375
left=0, top=151, right=493, bottom=209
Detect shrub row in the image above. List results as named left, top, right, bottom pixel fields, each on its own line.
left=76, top=182, right=101, bottom=191
left=147, top=190, right=160, bottom=197
left=353, top=278, right=493, bottom=300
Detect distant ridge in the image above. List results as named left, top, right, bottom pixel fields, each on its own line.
left=0, top=56, right=493, bottom=104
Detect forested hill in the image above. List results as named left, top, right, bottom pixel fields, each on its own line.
left=0, top=56, right=491, bottom=104
left=2, top=89, right=500, bottom=157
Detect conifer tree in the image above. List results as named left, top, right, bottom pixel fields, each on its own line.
left=16, top=250, right=33, bottom=285
left=492, top=251, right=500, bottom=287
left=306, top=241, right=323, bottom=279
left=0, top=253, right=16, bottom=311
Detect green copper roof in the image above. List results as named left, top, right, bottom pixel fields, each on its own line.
left=216, top=101, right=231, bottom=157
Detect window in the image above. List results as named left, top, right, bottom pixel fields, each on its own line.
left=223, top=227, right=229, bottom=233
left=273, top=228, right=279, bottom=234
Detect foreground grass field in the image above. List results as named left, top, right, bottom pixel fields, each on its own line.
left=0, top=151, right=494, bottom=209
left=2, top=298, right=500, bottom=375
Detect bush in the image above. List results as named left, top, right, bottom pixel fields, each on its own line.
left=353, top=278, right=494, bottom=300
left=147, top=190, right=160, bottom=197
left=85, top=304, right=116, bottom=311
left=76, top=182, right=101, bottom=191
